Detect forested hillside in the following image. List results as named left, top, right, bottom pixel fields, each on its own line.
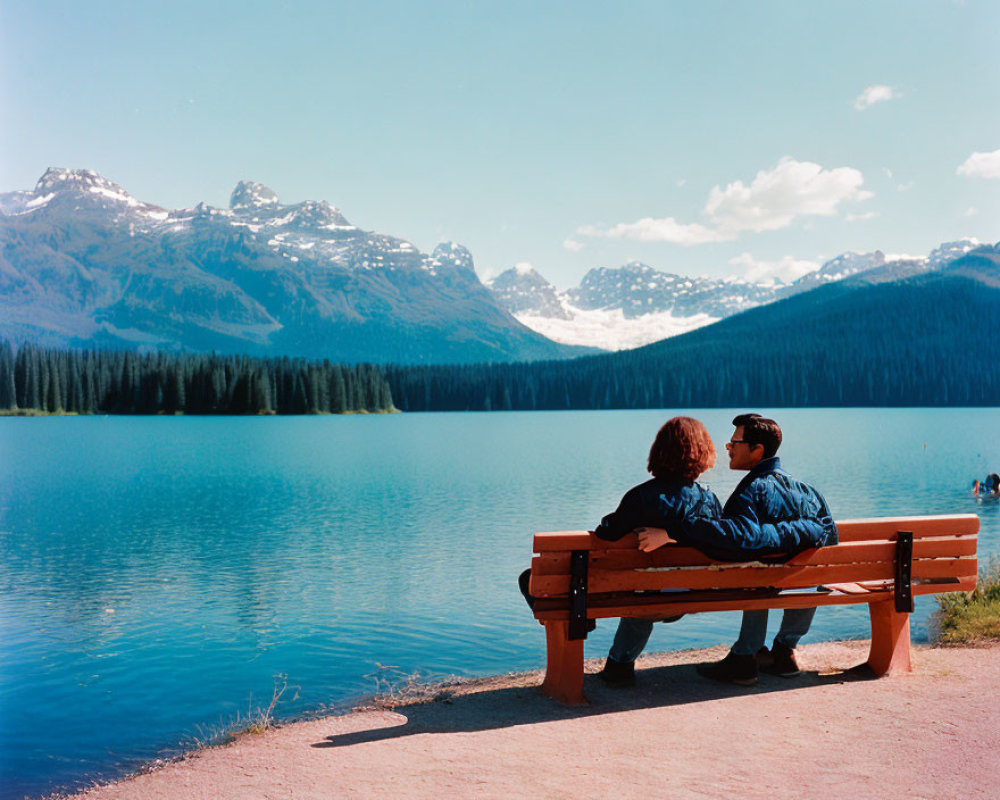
left=386, top=266, right=1000, bottom=410
left=0, top=341, right=393, bottom=414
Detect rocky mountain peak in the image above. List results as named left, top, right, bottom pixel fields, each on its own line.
left=33, top=167, right=139, bottom=205
left=285, top=199, right=351, bottom=230
left=230, top=181, right=280, bottom=212
left=489, top=264, right=569, bottom=319
left=430, top=241, right=475, bottom=273
left=490, top=264, right=549, bottom=289
left=928, top=239, right=981, bottom=268
left=815, top=250, right=886, bottom=280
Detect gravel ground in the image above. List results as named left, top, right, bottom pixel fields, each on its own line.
left=70, top=640, right=1000, bottom=800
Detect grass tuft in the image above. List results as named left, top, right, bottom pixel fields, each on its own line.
left=191, top=674, right=294, bottom=748
left=361, top=663, right=459, bottom=709
left=935, top=558, right=1000, bottom=645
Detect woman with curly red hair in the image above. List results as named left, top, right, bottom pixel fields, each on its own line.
left=590, top=416, right=721, bottom=686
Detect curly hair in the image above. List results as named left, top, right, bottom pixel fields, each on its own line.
left=647, top=416, right=716, bottom=482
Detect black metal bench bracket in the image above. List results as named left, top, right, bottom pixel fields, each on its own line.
left=567, top=549, right=590, bottom=640
left=894, top=531, right=914, bottom=613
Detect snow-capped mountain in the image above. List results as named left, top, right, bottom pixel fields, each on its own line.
left=779, top=250, right=887, bottom=294
left=488, top=263, right=571, bottom=319
left=0, top=169, right=588, bottom=363
left=568, top=261, right=776, bottom=318
left=486, top=261, right=775, bottom=351
left=488, top=241, right=985, bottom=350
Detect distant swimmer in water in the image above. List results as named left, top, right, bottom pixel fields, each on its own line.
left=972, top=473, right=1000, bottom=499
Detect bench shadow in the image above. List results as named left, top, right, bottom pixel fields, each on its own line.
left=311, top=660, right=875, bottom=749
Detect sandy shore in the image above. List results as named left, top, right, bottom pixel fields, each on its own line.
left=70, top=640, right=999, bottom=800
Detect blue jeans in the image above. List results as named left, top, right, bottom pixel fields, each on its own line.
left=608, top=617, right=656, bottom=663
left=731, top=608, right=816, bottom=655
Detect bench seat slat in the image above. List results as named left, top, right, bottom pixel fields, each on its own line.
left=530, top=575, right=978, bottom=621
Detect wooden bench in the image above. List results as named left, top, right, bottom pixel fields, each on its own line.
left=528, top=514, right=979, bottom=704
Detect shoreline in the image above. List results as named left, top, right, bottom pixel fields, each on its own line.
left=65, top=639, right=1000, bottom=800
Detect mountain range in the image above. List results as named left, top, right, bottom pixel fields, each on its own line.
left=0, top=169, right=586, bottom=364
left=486, top=240, right=983, bottom=350
left=0, top=168, right=991, bottom=366
left=388, top=242, right=1000, bottom=410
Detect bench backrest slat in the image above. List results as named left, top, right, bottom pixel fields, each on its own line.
left=834, top=515, right=980, bottom=541
left=530, top=555, right=977, bottom=596
left=530, top=535, right=977, bottom=576
left=531, top=515, right=980, bottom=555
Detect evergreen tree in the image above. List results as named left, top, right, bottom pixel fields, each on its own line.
left=0, top=341, right=15, bottom=409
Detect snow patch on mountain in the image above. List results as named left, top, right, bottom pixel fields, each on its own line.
left=515, top=305, right=719, bottom=350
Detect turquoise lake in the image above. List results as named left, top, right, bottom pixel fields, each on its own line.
left=1, top=409, right=998, bottom=798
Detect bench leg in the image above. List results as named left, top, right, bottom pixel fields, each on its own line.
left=866, top=599, right=912, bottom=676
left=540, top=621, right=587, bottom=705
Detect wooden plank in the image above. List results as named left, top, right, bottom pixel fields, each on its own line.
left=533, top=561, right=887, bottom=595
left=912, top=557, right=977, bottom=580
left=532, top=575, right=978, bottom=621
left=530, top=516, right=980, bottom=554
left=532, top=531, right=594, bottom=551
left=601, top=537, right=974, bottom=572
left=531, top=556, right=977, bottom=596
left=530, top=535, right=977, bottom=578
left=835, top=515, right=979, bottom=542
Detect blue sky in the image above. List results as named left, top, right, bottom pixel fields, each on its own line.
left=2, top=0, right=997, bottom=287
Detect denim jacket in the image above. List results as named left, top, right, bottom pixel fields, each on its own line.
left=674, top=457, right=838, bottom=561
left=594, top=478, right=722, bottom=541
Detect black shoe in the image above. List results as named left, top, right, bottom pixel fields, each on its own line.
left=517, top=568, right=535, bottom=610
left=756, top=646, right=774, bottom=669
left=761, top=643, right=801, bottom=677
left=597, top=657, right=636, bottom=688
left=696, top=652, right=758, bottom=686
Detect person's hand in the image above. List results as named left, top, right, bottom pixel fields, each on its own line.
left=635, top=527, right=675, bottom=552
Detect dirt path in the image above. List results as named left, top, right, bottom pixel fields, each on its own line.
left=72, top=640, right=1000, bottom=800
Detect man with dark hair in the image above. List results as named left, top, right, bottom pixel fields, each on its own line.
left=694, top=413, right=837, bottom=685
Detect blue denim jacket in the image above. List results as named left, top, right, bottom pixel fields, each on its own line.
left=594, top=478, right=722, bottom=541
left=674, top=456, right=838, bottom=561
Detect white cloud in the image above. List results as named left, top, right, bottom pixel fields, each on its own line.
left=855, top=85, right=897, bottom=110
left=576, top=157, right=872, bottom=246
left=562, top=238, right=584, bottom=252
left=704, top=157, right=873, bottom=234
left=729, top=252, right=820, bottom=286
left=896, top=181, right=914, bottom=192
left=846, top=211, right=878, bottom=222
left=957, top=148, right=1000, bottom=179
left=514, top=261, right=534, bottom=275
left=965, top=207, right=979, bottom=217
left=576, top=217, right=727, bottom=245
